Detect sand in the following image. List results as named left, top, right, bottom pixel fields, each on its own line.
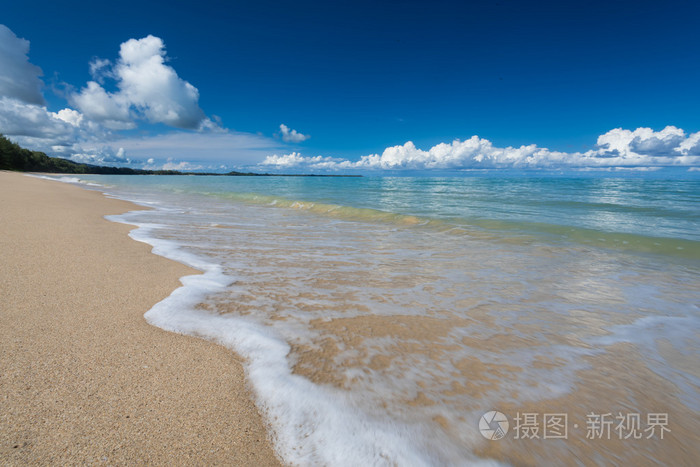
left=0, top=171, right=281, bottom=465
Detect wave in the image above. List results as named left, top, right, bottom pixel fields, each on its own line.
left=105, top=207, right=505, bottom=466
left=200, top=190, right=700, bottom=261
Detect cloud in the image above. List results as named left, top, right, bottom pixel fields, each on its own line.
left=1, top=25, right=697, bottom=174
left=261, top=152, right=345, bottom=168
left=259, top=126, right=700, bottom=172
left=161, top=158, right=204, bottom=171
left=0, top=97, right=75, bottom=140
left=677, top=131, right=700, bottom=156
left=69, top=146, right=131, bottom=165
left=67, top=147, right=206, bottom=172
left=0, top=25, right=281, bottom=170
left=0, top=97, right=282, bottom=169
left=0, top=95, right=117, bottom=157
left=70, top=81, right=134, bottom=129
left=104, top=131, right=285, bottom=166
left=71, top=35, right=205, bottom=129
left=56, top=131, right=281, bottom=170
left=54, top=108, right=84, bottom=127
left=89, top=58, right=112, bottom=83
left=0, top=25, right=82, bottom=152
left=597, top=126, right=687, bottom=158
left=279, top=123, right=310, bottom=143
left=0, top=25, right=45, bottom=105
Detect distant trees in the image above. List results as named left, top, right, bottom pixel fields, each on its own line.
left=0, top=135, right=178, bottom=175
left=0, top=134, right=360, bottom=177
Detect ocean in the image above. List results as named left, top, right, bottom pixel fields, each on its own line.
left=41, top=173, right=699, bottom=465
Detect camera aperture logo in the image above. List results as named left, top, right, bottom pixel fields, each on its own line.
left=480, top=411, right=509, bottom=440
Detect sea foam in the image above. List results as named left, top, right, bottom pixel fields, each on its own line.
left=107, top=207, right=505, bottom=466
left=42, top=174, right=699, bottom=465
left=26, top=174, right=104, bottom=186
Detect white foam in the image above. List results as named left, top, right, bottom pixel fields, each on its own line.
left=73, top=174, right=700, bottom=465
left=25, top=174, right=103, bottom=186
left=105, top=207, right=506, bottom=466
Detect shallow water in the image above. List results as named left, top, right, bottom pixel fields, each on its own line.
left=47, top=174, right=700, bottom=465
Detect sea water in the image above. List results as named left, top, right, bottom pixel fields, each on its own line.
left=42, top=173, right=700, bottom=465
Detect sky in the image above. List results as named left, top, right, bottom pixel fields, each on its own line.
left=1, top=0, right=699, bottom=173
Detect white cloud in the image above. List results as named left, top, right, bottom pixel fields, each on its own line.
left=89, top=58, right=112, bottom=83
left=0, top=97, right=282, bottom=169
left=279, top=123, right=310, bottom=143
left=69, top=146, right=131, bottom=165
left=0, top=97, right=74, bottom=140
left=259, top=126, right=700, bottom=172
left=161, top=159, right=204, bottom=171
left=262, top=152, right=344, bottom=168
left=54, top=108, right=84, bottom=127
left=596, top=126, right=687, bottom=158
left=70, top=81, right=134, bottom=129
left=0, top=96, right=118, bottom=159
left=0, top=26, right=281, bottom=170
left=0, top=25, right=89, bottom=154
left=678, top=131, right=700, bottom=156
left=0, top=97, right=116, bottom=161
left=198, top=116, right=227, bottom=133
left=1, top=26, right=697, bottom=174
left=106, top=131, right=285, bottom=166
left=71, top=35, right=205, bottom=129
left=0, top=25, right=45, bottom=105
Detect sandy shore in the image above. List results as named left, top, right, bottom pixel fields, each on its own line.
left=0, top=172, right=280, bottom=465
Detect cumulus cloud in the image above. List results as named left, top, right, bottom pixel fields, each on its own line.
left=597, top=126, right=687, bottom=158
left=0, top=97, right=282, bottom=169
left=0, top=25, right=121, bottom=159
left=1, top=25, right=697, bottom=174
left=279, top=123, right=310, bottom=143
left=0, top=97, right=114, bottom=157
left=0, top=25, right=282, bottom=170
left=70, top=81, right=133, bottom=129
left=676, top=131, right=700, bottom=156
left=0, top=25, right=84, bottom=152
left=71, top=35, right=205, bottom=129
left=0, top=25, right=45, bottom=105
left=260, top=126, right=700, bottom=171
left=54, top=108, right=84, bottom=127
left=0, top=97, right=74, bottom=140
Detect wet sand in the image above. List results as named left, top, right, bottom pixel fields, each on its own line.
left=0, top=172, right=280, bottom=465
left=290, top=312, right=699, bottom=465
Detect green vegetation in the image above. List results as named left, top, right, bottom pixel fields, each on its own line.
left=0, top=135, right=181, bottom=175
left=0, top=134, right=360, bottom=177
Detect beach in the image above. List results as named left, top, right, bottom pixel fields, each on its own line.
left=0, top=171, right=280, bottom=465
left=2, top=171, right=698, bottom=465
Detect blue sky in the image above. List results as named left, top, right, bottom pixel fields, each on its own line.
left=1, top=0, right=699, bottom=172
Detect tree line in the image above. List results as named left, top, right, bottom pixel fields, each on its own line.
left=0, top=135, right=183, bottom=175
left=0, top=135, right=360, bottom=177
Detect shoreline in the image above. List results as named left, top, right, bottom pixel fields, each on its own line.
left=4, top=171, right=697, bottom=465
left=0, top=171, right=280, bottom=465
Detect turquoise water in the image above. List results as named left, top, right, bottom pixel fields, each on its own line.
left=86, top=174, right=700, bottom=257
left=47, top=173, right=700, bottom=465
